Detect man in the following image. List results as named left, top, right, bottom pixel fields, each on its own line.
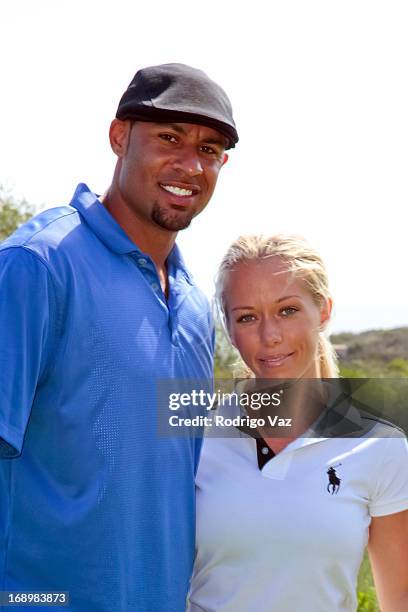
left=0, top=64, right=238, bottom=611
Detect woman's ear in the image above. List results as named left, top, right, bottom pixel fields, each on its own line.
left=320, top=297, right=333, bottom=329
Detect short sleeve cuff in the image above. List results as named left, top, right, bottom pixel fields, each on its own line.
left=0, top=418, right=23, bottom=458
left=370, top=498, right=408, bottom=517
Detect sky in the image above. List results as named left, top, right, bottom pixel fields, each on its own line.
left=1, top=0, right=407, bottom=333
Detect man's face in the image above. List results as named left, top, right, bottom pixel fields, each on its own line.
left=112, top=121, right=228, bottom=232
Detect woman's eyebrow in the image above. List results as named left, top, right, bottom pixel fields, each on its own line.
left=276, top=294, right=301, bottom=303
left=231, top=295, right=301, bottom=312
left=231, top=306, right=255, bottom=312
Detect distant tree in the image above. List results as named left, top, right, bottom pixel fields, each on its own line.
left=339, top=365, right=370, bottom=378
left=214, top=323, right=240, bottom=378
left=0, top=186, right=34, bottom=242
left=386, top=358, right=408, bottom=377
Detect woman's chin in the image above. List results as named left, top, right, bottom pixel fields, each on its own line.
left=255, top=365, right=297, bottom=380
left=253, top=355, right=320, bottom=381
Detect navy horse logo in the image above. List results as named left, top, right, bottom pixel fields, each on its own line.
left=327, top=464, right=342, bottom=494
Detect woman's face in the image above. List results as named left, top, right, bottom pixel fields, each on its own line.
left=225, top=257, right=332, bottom=379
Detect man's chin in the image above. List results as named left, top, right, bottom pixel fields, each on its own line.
left=152, top=208, right=194, bottom=232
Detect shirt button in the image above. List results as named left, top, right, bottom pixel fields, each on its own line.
left=151, top=282, right=160, bottom=291
left=138, top=258, right=147, bottom=267
left=261, top=446, right=270, bottom=455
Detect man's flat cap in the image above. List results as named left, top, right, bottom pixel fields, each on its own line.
left=116, top=63, right=238, bottom=149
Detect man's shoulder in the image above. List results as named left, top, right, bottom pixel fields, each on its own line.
left=0, top=203, right=93, bottom=269
left=1, top=205, right=78, bottom=249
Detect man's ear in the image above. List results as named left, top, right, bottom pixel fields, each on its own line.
left=222, top=153, right=229, bottom=166
left=109, top=119, right=132, bottom=158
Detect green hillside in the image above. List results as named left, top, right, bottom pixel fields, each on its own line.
left=331, top=327, right=408, bottom=378
left=332, top=327, right=408, bottom=361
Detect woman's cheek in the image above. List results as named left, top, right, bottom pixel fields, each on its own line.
left=234, top=328, right=255, bottom=360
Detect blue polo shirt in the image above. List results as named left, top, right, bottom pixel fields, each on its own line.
left=0, top=184, right=213, bottom=611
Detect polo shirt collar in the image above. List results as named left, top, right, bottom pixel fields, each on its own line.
left=70, top=183, right=139, bottom=254
left=301, top=381, right=364, bottom=438
left=235, top=378, right=368, bottom=453
left=70, top=184, right=193, bottom=280
left=281, top=381, right=367, bottom=452
left=166, top=242, right=194, bottom=284
left=275, top=382, right=368, bottom=454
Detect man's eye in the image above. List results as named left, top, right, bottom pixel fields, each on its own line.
left=236, top=314, right=256, bottom=323
left=159, top=134, right=178, bottom=143
left=200, top=145, right=217, bottom=155
left=280, top=307, right=298, bottom=317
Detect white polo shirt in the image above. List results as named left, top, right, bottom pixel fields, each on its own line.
left=188, top=411, right=408, bottom=612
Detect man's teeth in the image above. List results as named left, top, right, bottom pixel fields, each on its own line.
left=161, top=185, right=193, bottom=196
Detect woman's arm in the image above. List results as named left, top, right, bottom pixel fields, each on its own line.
left=368, top=509, right=408, bottom=612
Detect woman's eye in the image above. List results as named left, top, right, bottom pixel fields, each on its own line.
left=159, top=134, right=177, bottom=143
left=236, top=314, right=256, bottom=323
left=280, top=306, right=298, bottom=317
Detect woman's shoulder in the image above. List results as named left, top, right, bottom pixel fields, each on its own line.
left=358, top=407, right=407, bottom=441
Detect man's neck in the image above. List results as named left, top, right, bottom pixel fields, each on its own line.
left=101, top=190, right=176, bottom=271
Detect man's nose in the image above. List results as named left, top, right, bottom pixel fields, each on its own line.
left=173, top=147, right=203, bottom=177
left=260, top=317, right=283, bottom=344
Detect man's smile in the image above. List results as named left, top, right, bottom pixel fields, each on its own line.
left=159, top=181, right=201, bottom=199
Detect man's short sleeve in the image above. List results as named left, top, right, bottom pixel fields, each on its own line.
left=0, top=247, right=56, bottom=458
left=369, top=435, right=408, bottom=517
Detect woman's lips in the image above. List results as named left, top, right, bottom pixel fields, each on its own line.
left=258, top=353, right=294, bottom=367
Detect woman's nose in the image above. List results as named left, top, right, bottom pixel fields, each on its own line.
left=260, top=317, right=283, bottom=345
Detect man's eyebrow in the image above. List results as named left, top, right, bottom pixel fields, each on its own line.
left=153, top=123, right=187, bottom=135
left=202, top=136, right=227, bottom=147
left=153, top=123, right=227, bottom=147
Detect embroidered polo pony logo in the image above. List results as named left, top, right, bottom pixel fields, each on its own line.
left=327, top=464, right=342, bottom=494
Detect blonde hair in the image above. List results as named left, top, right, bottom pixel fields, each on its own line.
left=215, top=234, right=339, bottom=378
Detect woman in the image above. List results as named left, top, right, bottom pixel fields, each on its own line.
left=188, top=235, right=408, bottom=612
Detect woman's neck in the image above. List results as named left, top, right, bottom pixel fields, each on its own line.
left=255, top=378, right=327, bottom=454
